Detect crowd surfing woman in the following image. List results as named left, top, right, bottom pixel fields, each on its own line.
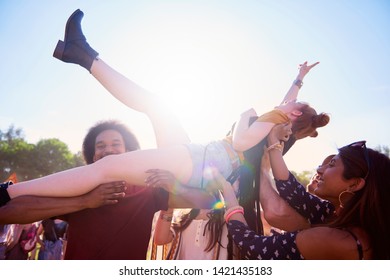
left=2, top=10, right=328, bottom=206
left=216, top=124, right=390, bottom=259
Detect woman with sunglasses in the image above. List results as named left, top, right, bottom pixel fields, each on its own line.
left=1, top=10, right=329, bottom=201
left=217, top=124, right=390, bottom=259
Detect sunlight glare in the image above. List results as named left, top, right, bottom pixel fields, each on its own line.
left=117, top=10, right=268, bottom=144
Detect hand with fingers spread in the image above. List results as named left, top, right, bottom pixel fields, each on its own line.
left=298, top=61, right=320, bottom=79
left=280, top=60, right=321, bottom=107
left=83, top=181, right=126, bottom=208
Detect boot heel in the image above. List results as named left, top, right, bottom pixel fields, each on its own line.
left=53, top=40, right=65, bottom=60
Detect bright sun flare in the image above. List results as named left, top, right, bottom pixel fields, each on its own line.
left=118, top=13, right=266, bottom=144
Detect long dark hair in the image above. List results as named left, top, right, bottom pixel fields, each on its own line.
left=238, top=131, right=295, bottom=233
left=330, top=145, right=390, bottom=259
left=235, top=106, right=329, bottom=233
left=172, top=208, right=231, bottom=256
left=229, top=116, right=296, bottom=234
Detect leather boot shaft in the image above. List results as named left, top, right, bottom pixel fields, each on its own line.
left=53, top=9, right=99, bottom=72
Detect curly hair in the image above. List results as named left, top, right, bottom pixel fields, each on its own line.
left=82, top=120, right=140, bottom=164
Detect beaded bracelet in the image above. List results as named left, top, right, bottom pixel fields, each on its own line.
left=266, top=142, right=283, bottom=152
left=224, top=205, right=244, bottom=223
left=160, top=212, right=173, bottom=222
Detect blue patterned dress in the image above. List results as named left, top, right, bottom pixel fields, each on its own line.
left=227, top=172, right=335, bottom=259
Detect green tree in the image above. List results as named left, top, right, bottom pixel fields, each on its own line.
left=291, top=170, right=312, bottom=187
left=0, top=125, right=35, bottom=181
left=32, top=138, right=82, bottom=178
left=1, top=125, right=84, bottom=181
left=73, top=151, right=86, bottom=167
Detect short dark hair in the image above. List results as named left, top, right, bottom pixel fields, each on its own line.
left=82, top=120, right=140, bottom=164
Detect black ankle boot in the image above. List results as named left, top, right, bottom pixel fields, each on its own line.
left=0, top=181, right=12, bottom=206
left=53, top=9, right=99, bottom=72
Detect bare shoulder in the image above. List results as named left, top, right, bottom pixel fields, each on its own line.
left=296, top=227, right=367, bottom=260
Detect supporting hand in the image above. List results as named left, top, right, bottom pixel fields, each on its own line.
left=268, top=122, right=292, bottom=145
left=145, top=169, right=180, bottom=194
left=83, top=181, right=126, bottom=208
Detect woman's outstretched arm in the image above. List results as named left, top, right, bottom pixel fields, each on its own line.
left=280, top=61, right=319, bottom=105
left=267, top=124, right=291, bottom=180
left=232, top=61, right=319, bottom=152
left=232, top=108, right=275, bottom=152
left=259, top=151, right=310, bottom=231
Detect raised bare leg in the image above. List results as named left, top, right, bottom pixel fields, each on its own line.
left=7, top=145, right=193, bottom=199
left=53, top=9, right=189, bottom=147
left=90, top=59, right=190, bottom=147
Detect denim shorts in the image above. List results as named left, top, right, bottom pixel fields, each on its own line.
left=184, top=141, right=240, bottom=189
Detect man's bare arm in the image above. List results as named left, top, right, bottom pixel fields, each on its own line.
left=0, top=181, right=125, bottom=224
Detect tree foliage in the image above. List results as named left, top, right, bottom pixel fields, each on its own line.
left=291, top=170, right=311, bottom=187
left=1, top=125, right=84, bottom=182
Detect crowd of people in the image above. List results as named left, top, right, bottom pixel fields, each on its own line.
left=1, top=9, right=389, bottom=260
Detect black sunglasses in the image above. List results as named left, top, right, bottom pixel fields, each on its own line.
left=347, top=140, right=370, bottom=180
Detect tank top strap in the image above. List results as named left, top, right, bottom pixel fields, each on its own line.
left=345, top=229, right=364, bottom=260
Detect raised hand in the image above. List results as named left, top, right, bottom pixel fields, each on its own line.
left=298, top=61, right=320, bottom=78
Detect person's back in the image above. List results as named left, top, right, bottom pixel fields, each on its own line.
left=37, top=219, right=68, bottom=260
left=175, top=212, right=229, bottom=260
left=156, top=209, right=230, bottom=260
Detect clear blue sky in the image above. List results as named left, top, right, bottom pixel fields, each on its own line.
left=1, top=0, right=389, bottom=172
